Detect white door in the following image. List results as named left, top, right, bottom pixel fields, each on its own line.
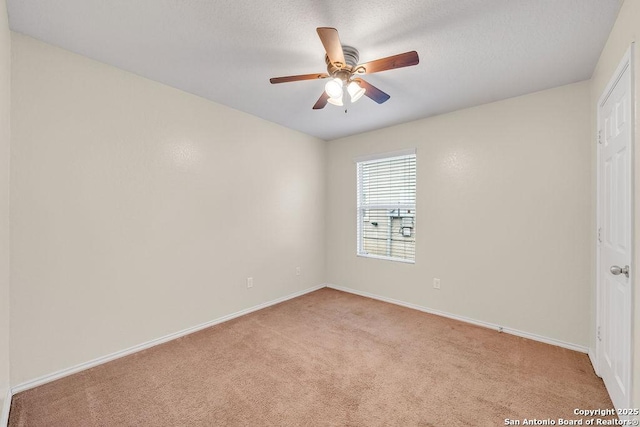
left=597, top=48, right=633, bottom=410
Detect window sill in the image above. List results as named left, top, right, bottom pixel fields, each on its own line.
left=357, top=253, right=415, bottom=264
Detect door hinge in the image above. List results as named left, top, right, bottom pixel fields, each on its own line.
left=597, top=326, right=602, bottom=342
left=598, top=130, right=602, bottom=144
left=597, top=227, right=602, bottom=243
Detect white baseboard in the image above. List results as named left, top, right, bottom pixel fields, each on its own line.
left=11, top=284, right=326, bottom=395
left=1, top=388, right=11, bottom=427
left=327, top=284, right=589, bottom=354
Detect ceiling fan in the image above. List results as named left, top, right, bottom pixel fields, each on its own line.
left=270, top=27, right=419, bottom=109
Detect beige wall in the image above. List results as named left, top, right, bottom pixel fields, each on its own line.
left=10, top=33, right=326, bottom=385
left=326, top=81, right=591, bottom=347
left=589, top=0, right=640, bottom=409
left=0, top=0, right=10, bottom=401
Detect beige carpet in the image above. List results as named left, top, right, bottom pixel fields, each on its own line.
left=10, top=288, right=613, bottom=426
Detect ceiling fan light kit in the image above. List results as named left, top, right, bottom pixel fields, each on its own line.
left=270, top=27, right=419, bottom=110
left=325, top=77, right=344, bottom=99
left=327, top=96, right=344, bottom=107
left=324, top=76, right=365, bottom=105
left=347, top=81, right=366, bottom=103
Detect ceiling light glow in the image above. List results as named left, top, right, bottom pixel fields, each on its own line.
left=325, top=78, right=344, bottom=99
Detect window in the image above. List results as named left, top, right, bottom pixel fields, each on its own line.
left=356, top=150, right=416, bottom=263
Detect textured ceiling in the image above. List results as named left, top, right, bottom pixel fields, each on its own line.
left=7, top=0, right=622, bottom=141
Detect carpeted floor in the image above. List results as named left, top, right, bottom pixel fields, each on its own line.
left=9, top=288, right=613, bottom=426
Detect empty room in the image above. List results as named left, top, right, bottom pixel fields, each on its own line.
left=0, top=0, right=639, bottom=426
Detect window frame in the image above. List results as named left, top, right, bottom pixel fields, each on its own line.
left=355, top=149, right=416, bottom=264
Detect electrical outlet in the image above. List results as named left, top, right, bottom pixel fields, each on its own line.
left=433, top=278, right=441, bottom=289
left=247, top=277, right=253, bottom=288
left=296, top=267, right=301, bottom=276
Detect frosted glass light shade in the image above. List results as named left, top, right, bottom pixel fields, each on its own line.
left=327, top=96, right=343, bottom=106
left=347, top=81, right=366, bottom=103
left=325, top=78, right=344, bottom=99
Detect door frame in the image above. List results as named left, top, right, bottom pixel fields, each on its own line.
left=595, top=44, right=635, bottom=409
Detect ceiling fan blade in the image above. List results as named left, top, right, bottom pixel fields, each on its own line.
left=357, top=51, right=419, bottom=74
left=317, top=27, right=346, bottom=67
left=270, top=73, right=329, bottom=84
left=354, top=78, right=390, bottom=104
left=312, top=92, right=330, bottom=109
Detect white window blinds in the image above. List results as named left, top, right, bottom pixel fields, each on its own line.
left=357, top=153, right=416, bottom=263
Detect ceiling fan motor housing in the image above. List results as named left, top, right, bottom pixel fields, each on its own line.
left=325, top=45, right=359, bottom=80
